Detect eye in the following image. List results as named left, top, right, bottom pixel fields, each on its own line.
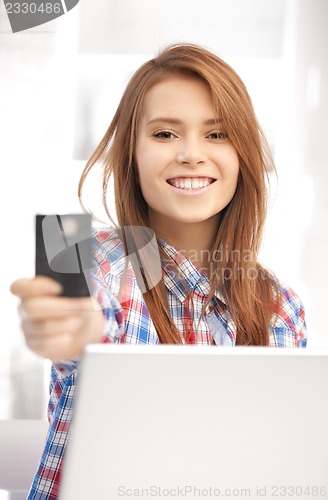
left=153, top=131, right=177, bottom=140
left=207, top=131, right=229, bottom=140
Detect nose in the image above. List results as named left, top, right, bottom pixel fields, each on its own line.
left=176, top=138, right=206, bottom=166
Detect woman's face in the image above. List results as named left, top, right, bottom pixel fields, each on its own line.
left=135, top=75, right=240, bottom=233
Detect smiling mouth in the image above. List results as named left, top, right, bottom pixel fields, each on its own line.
left=166, top=177, right=216, bottom=190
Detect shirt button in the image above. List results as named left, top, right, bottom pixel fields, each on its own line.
left=206, top=303, right=214, bottom=314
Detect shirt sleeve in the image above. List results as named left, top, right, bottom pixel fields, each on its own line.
left=90, top=254, right=125, bottom=343
left=294, top=298, right=307, bottom=348
left=270, top=282, right=307, bottom=348
left=48, top=252, right=126, bottom=405
left=28, top=230, right=127, bottom=498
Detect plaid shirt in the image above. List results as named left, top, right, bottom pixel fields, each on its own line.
left=28, top=227, right=307, bottom=499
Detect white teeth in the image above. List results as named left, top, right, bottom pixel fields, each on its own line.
left=170, top=177, right=212, bottom=190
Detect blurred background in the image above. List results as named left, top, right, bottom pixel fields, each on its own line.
left=0, top=0, right=327, bottom=421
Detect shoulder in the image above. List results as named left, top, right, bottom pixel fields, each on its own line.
left=90, top=227, right=127, bottom=340
left=269, top=279, right=307, bottom=348
left=91, top=226, right=127, bottom=278
left=92, top=226, right=125, bottom=259
left=90, top=225, right=145, bottom=305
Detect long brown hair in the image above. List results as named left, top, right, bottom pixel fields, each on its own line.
left=79, top=43, right=280, bottom=345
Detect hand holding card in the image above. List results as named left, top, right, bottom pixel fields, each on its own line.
left=10, top=213, right=104, bottom=361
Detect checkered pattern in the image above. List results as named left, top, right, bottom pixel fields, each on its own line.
left=27, top=227, right=307, bottom=499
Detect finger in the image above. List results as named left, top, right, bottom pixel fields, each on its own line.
left=19, top=296, right=97, bottom=321
left=10, top=277, right=63, bottom=299
left=22, top=316, right=84, bottom=338
left=25, top=330, right=84, bottom=361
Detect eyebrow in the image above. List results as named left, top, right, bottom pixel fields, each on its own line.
left=146, top=117, right=222, bottom=126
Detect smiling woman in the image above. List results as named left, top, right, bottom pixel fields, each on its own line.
left=10, top=43, right=307, bottom=499
left=76, top=43, right=306, bottom=347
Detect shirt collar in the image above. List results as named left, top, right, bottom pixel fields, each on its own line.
left=157, top=237, right=227, bottom=306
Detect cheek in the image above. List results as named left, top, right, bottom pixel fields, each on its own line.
left=212, top=150, right=239, bottom=187
left=223, top=147, right=240, bottom=180
left=136, top=141, right=168, bottom=188
left=232, top=159, right=240, bottom=184
left=135, top=146, right=156, bottom=200
left=135, top=142, right=154, bottom=180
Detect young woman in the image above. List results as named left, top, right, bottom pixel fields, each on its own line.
left=11, top=43, right=307, bottom=499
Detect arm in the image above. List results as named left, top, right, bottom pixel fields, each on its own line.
left=270, top=282, right=307, bottom=348
left=10, top=270, right=125, bottom=498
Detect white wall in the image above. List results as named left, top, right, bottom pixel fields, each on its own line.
left=0, top=4, right=82, bottom=418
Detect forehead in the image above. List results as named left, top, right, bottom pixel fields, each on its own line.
left=140, top=75, right=216, bottom=122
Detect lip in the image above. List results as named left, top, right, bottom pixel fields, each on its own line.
left=166, top=175, right=216, bottom=181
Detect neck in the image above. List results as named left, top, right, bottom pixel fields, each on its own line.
left=149, top=215, right=219, bottom=273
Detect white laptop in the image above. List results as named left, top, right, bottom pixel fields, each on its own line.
left=60, top=345, right=328, bottom=500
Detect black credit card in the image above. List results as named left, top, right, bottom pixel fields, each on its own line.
left=35, top=214, right=92, bottom=297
